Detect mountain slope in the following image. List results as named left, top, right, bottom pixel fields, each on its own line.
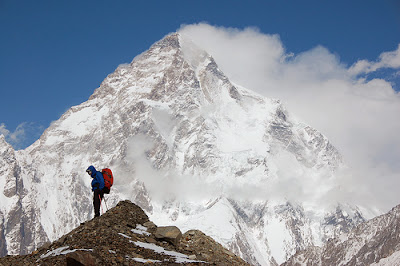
left=1, top=33, right=367, bottom=265
left=0, top=200, right=249, bottom=265
left=283, top=203, right=400, bottom=265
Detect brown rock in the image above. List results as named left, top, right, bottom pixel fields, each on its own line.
left=66, top=250, right=100, bottom=266
left=154, top=226, right=182, bottom=246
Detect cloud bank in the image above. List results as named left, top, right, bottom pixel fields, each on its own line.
left=178, top=23, right=400, bottom=212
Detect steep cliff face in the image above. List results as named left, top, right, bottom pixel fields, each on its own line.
left=0, top=135, right=48, bottom=256
left=1, top=33, right=366, bottom=265
left=283, top=204, right=400, bottom=266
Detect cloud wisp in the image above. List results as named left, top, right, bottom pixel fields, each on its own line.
left=0, top=122, right=43, bottom=150
left=0, top=122, right=26, bottom=149
left=349, top=44, right=400, bottom=75
left=178, top=23, right=400, bottom=212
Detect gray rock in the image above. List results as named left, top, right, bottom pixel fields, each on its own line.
left=154, top=226, right=182, bottom=246
left=143, top=221, right=156, bottom=229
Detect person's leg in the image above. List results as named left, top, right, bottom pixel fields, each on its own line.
left=93, top=189, right=101, bottom=217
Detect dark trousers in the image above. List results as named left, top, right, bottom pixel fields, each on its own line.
left=93, top=189, right=104, bottom=217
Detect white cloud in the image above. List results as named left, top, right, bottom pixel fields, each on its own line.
left=125, top=134, right=221, bottom=204
left=0, top=123, right=10, bottom=137
left=349, top=44, right=400, bottom=75
left=0, top=122, right=43, bottom=150
left=0, top=122, right=26, bottom=145
left=178, top=23, right=400, bottom=212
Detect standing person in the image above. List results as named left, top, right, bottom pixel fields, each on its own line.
left=86, top=165, right=105, bottom=217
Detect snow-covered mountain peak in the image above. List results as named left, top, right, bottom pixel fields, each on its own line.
left=1, top=32, right=367, bottom=265
left=284, top=203, right=400, bottom=266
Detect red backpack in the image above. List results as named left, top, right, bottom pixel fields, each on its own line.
left=102, top=168, right=114, bottom=194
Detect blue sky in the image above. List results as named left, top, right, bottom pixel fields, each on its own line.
left=1, top=0, right=400, bottom=150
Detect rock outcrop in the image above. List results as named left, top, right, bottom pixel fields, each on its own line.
left=0, top=200, right=249, bottom=265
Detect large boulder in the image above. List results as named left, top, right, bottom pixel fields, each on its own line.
left=154, top=226, right=182, bottom=246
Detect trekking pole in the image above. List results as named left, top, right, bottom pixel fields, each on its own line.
left=103, top=196, right=109, bottom=211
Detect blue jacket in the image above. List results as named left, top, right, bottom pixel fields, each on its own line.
left=87, top=165, right=105, bottom=191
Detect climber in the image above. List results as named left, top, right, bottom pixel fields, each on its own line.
left=86, top=165, right=105, bottom=217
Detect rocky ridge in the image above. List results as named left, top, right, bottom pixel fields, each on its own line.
left=0, top=200, right=248, bottom=265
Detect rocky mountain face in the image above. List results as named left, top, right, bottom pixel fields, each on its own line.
left=0, top=200, right=248, bottom=265
left=282, top=203, right=400, bottom=266
left=0, top=33, right=368, bottom=265
left=0, top=135, right=49, bottom=257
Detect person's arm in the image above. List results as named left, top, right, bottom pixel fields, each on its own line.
left=91, top=178, right=99, bottom=191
